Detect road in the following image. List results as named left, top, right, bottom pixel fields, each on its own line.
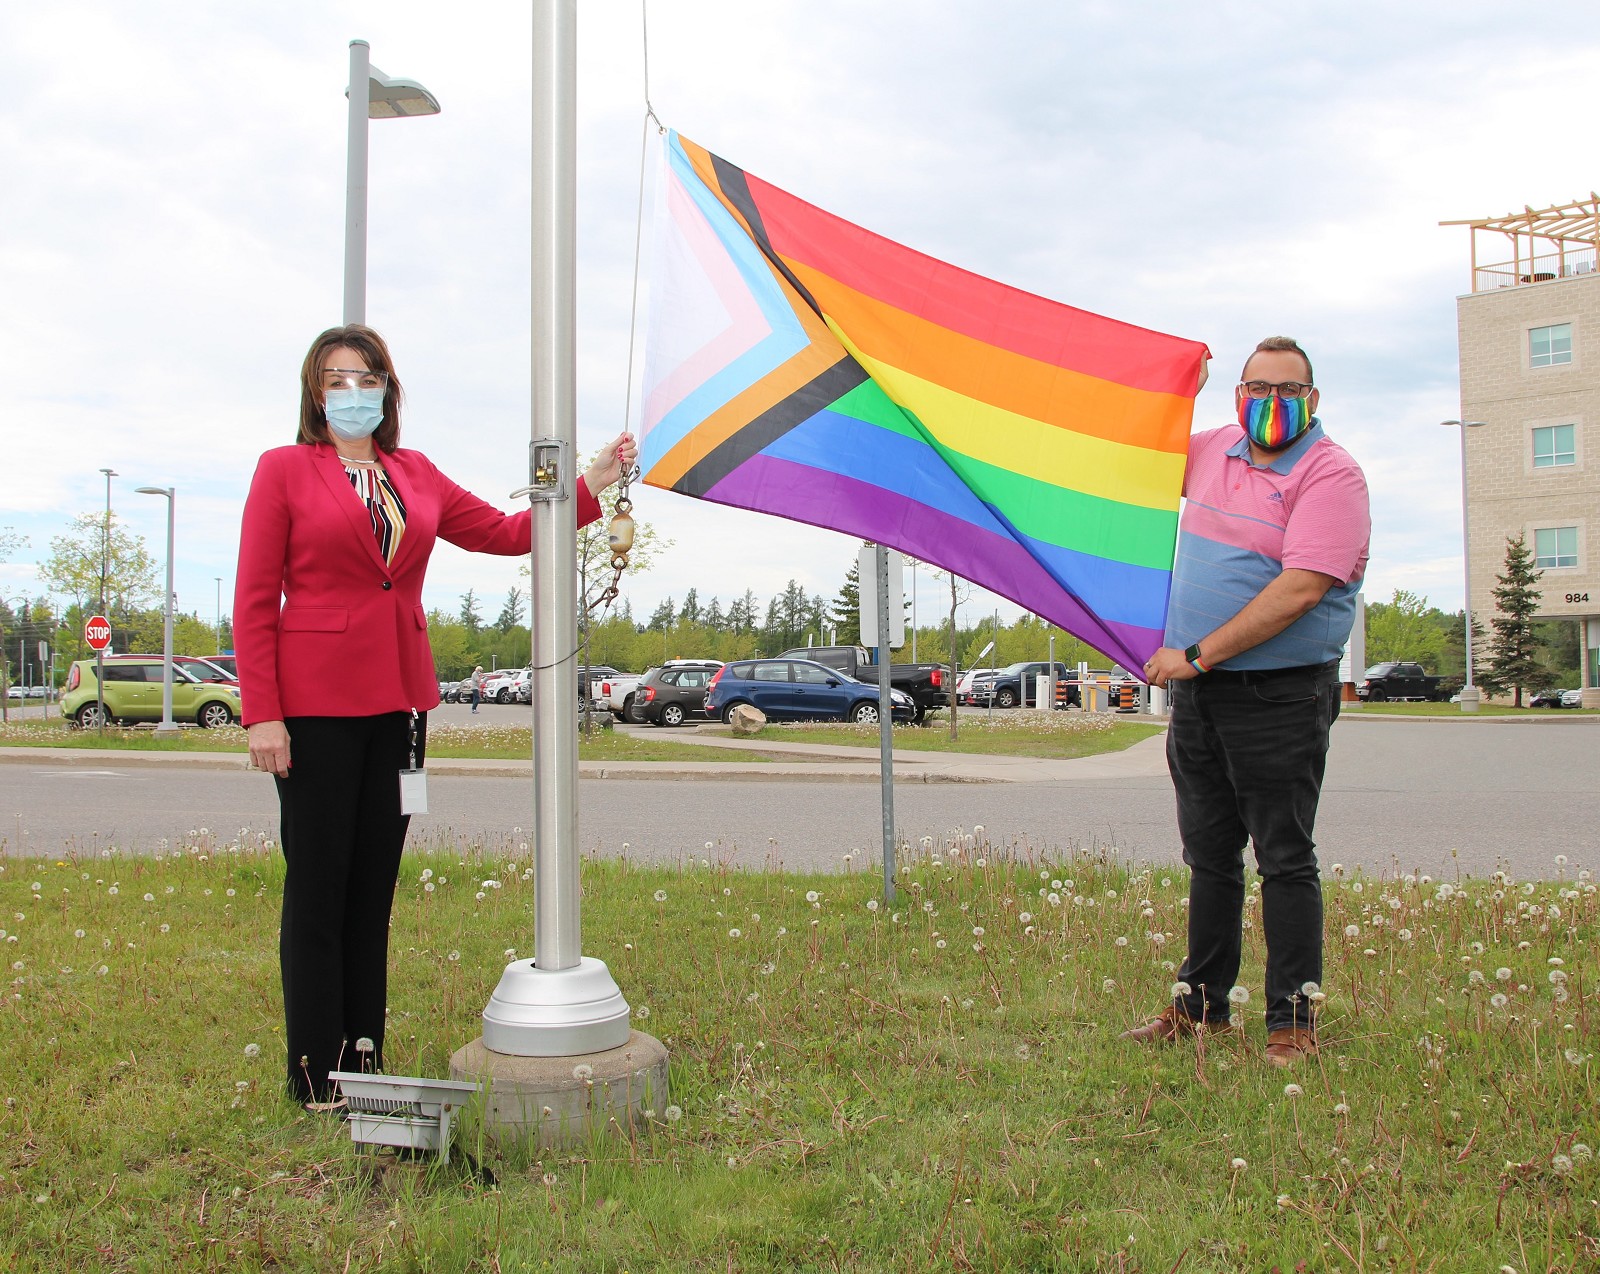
left=2, top=716, right=1595, bottom=879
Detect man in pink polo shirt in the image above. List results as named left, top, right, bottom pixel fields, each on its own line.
left=1124, top=336, right=1370, bottom=1066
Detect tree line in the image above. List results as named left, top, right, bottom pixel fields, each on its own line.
left=4, top=504, right=1585, bottom=706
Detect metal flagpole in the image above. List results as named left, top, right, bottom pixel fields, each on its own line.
left=875, top=544, right=895, bottom=904
left=476, top=0, right=630, bottom=1059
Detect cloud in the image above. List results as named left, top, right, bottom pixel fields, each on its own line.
left=2, top=0, right=1595, bottom=642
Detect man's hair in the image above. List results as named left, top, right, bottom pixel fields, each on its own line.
left=297, top=324, right=405, bottom=452
left=1241, top=335, right=1313, bottom=384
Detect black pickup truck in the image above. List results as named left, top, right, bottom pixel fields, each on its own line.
left=777, top=645, right=951, bottom=723
left=1356, top=661, right=1448, bottom=702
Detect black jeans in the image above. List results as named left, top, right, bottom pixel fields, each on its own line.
left=1165, top=663, right=1339, bottom=1033
left=273, top=711, right=426, bottom=1101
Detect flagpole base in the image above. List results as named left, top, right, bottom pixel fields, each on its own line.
left=480, top=955, right=631, bottom=1056
left=450, top=1029, right=669, bottom=1150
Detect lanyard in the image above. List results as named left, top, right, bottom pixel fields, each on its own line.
left=408, top=709, right=420, bottom=770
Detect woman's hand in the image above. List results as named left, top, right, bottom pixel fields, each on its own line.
left=248, top=720, right=292, bottom=777
left=583, top=432, right=639, bottom=494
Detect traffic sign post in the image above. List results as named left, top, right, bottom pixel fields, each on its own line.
left=85, top=615, right=111, bottom=730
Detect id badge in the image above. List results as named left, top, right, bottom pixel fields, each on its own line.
left=399, top=768, right=429, bottom=815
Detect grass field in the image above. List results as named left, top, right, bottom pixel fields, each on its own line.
left=1348, top=702, right=1599, bottom=718
left=742, top=716, right=1165, bottom=759
left=0, top=716, right=1162, bottom=763
left=1, top=834, right=1594, bottom=1270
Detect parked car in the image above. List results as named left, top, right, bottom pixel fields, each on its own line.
left=207, top=654, right=238, bottom=679
left=967, top=661, right=1078, bottom=709
left=955, top=669, right=994, bottom=705
left=478, top=669, right=524, bottom=704
left=1529, top=687, right=1569, bottom=709
left=776, top=645, right=949, bottom=723
left=1356, top=662, right=1446, bottom=702
left=5, top=685, right=24, bottom=701
left=62, top=656, right=241, bottom=728
left=1561, top=688, right=1585, bottom=708
left=122, top=653, right=238, bottom=686
left=629, top=662, right=721, bottom=726
left=579, top=665, right=628, bottom=707
left=603, top=660, right=715, bottom=720
left=704, top=657, right=915, bottom=725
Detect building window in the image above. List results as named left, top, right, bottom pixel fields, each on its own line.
left=1532, top=423, right=1577, bottom=468
left=1534, top=526, right=1578, bottom=569
left=1529, top=323, right=1573, bottom=368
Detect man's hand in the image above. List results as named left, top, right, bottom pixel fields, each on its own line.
left=1142, top=647, right=1199, bottom=689
left=248, top=720, right=291, bottom=777
left=583, top=432, right=639, bottom=495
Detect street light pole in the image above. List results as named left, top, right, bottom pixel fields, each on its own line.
left=1441, top=420, right=1487, bottom=713
left=215, top=577, right=223, bottom=654
left=135, top=486, right=177, bottom=734
left=343, top=40, right=441, bottom=326
left=97, top=468, right=116, bottom=729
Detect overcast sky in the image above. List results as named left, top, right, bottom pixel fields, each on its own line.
left=3, top=1, right=1594, bottom=646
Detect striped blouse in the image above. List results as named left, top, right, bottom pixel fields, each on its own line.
left=343, top=463, right=407, bottom=566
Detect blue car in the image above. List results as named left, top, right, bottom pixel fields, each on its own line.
left=704, top=657, right=916, bottom=725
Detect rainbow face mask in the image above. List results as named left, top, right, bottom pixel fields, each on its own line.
left=1237, top=393, right=1313, bottom=451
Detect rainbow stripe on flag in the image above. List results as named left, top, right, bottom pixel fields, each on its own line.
left=638, top=131, right=1209, bottom=670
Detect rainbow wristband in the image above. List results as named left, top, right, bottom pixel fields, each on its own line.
left=1184, top=643, right=1209, bottom=674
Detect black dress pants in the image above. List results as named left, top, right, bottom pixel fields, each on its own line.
left=1165, top=664, right=1339, bottom=1033
left=273, top=711, right=426, bottom=1102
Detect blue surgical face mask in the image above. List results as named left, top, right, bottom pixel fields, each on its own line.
left=324, top=386, right=386, bottom=440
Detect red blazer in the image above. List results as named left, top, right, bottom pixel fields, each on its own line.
left=236, top=442, right=600, bottom=725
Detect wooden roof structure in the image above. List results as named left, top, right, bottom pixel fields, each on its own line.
left=1442, top=195, right=1600, bottom=291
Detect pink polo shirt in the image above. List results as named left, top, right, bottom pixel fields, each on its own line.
left=1163, top=422, right=1370, bottom=670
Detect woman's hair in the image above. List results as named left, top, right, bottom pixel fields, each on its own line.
left=296, top=325, right=404, bottom=451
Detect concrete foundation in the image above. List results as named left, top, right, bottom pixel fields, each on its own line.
left=450, top=1030, right=668, bottom=1150
left=1458, top=686, right=1482, bottom=713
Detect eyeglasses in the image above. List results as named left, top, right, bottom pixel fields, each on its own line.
left=322, top=369, right=389, bottom=391
left=1240, top=380, right=1313, bottom=400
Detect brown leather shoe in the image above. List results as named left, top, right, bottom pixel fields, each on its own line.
left=1264, top=1028, right=1318, bottom=1067
left=1120, top=1005, right=1211, bottom=1044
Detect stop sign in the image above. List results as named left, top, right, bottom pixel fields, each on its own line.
left=84, top=615, right=112, bottom=651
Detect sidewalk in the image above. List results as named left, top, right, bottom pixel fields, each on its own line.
left=0, top=726, right=1174, bottom=785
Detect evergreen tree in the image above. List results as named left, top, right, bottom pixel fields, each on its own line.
left=830, top=556, right=862, bottom=646
left=727, top=589, right=758, bottom=635
left=679, top=588, right=702, bottom=626
left=1481, top=534, right=1555, bottom=706
left=806, top=593, right=828, bottom=644
left=494, top=587, right=525, bottom=634
left=458, top=588, right=483, bottom=633
left=647, top=596, right=676, bottom=631
left=703, top=596, right=724, bottom=631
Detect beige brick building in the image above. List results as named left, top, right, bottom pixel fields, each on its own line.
left=1448, top=197, right=1600, bottom=705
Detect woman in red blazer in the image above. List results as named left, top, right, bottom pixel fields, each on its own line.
left=236, top=324, right=634, bottom=1108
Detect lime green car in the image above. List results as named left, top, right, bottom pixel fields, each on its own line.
left=63, top=656, right=241, bottom=729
